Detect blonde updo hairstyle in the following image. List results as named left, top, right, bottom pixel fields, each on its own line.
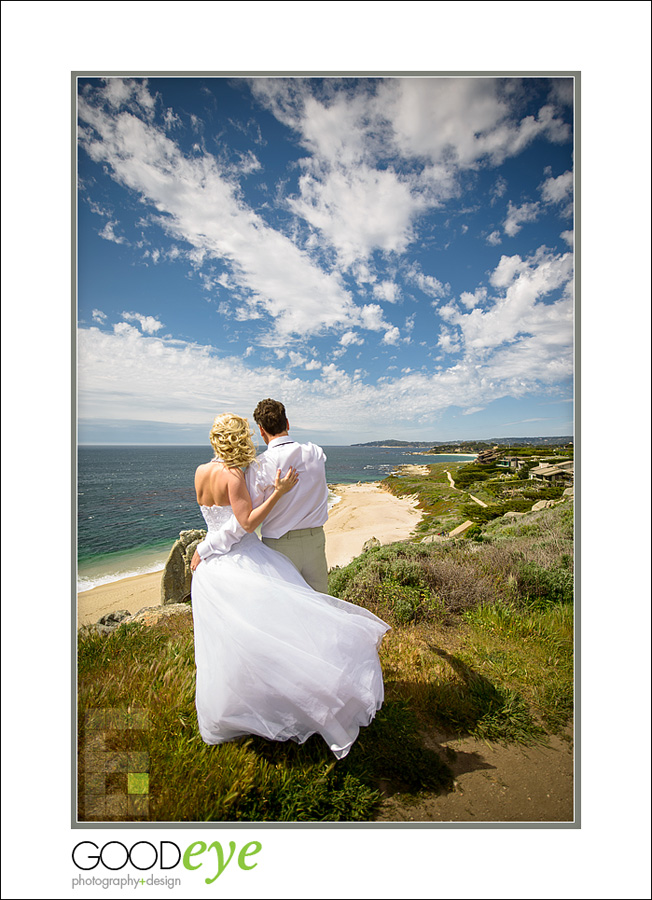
left=209, top=413, right=257, bottom=468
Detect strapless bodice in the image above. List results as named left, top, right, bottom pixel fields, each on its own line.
left=197, top=504, right=248, bottom=556
left=200, top=504, right=236, bottom=532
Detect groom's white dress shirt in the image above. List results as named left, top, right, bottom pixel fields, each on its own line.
left=245, top=437, right=329, bottom=538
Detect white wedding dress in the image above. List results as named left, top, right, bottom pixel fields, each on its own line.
left=191, top=504, right=389, bottom=759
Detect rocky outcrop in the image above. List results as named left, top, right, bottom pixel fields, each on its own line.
left=160, top=529, right=206, bottom=606
left=125, top=603, right=192, bottom=627
left=362, top=536, right=381, bottom=552
left=80, top=603, right=192, bottom=637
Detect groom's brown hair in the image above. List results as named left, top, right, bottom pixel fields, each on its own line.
left=253, top=398, right=288, bottom=436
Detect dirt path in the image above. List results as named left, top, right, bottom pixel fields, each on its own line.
left=445, top=470, right=488, bottom=508
left=376, top=727, right=574, bottom=823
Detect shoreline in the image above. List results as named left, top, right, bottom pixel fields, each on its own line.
left=77, top=480, right=422, bottom=627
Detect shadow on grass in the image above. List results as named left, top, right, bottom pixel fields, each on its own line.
left=421, top=644, right=547, bottom=747
left=245, top=698, right=455, bottom=807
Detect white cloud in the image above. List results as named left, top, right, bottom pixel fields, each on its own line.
left=372, top=280, right=400, bottom=303
left=373, top=79, right=569, bottom=168
left=540, top=169, right=573, bottom=218
left=459, top=287, right=487, bottom=309
left=504, top=200, right=540, bottom=237
left=458, top=248, right=573, bottom=357
left=288, top=164, right=423, bottom=266
left=79, top=81, right=362, bottom=341
left=88, top=200, right=111, bottom=217
left=163, top=108, right=181, bottom=130
left=491, top=254, right=525, bottom=289
left=77, top=78, right=574, bottom=441
left=78, top=300, right=572, bottom=439
left=382, top=326, right=400, bottom=345
left=98, top=219, right=126, bottom=244
left=359, top=303, right=389, bottom=332
left=251, top=77, right=570, bottom=268
left=405, top=264, right=447, bottom=298
left=92, top=309, right=107, bottom=323
left=237, top=150, right=262, bottom=175
left=540, top=169, right=573, bottom=204
left=561, top=230, right=574, bottom=248
left=437, top=326, right=461, bottom=354
left=340, top=331, right=364, bottom=347
left=95, top=77, right=156, bottom=116
left=486, top=230, right=502, bottom=246
left=491, top=176, right=508, bottom=203
left=121, top=311, right=164, bottom=334
left=287, top=351, right=307, bottom=367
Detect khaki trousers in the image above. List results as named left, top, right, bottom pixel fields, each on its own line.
left=262, top=526, right=329, bottom=595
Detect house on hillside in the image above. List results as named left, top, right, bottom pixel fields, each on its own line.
left=476, top=447, right=502, bottom=465
left=529, top=461, right=574, bottom=484
left=496, top=455, right=532, bottom=471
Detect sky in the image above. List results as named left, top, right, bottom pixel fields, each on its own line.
left=77, top=75, right=575, bottom=446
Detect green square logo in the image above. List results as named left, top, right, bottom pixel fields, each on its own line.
left=128, top=773, right=149, bottom=795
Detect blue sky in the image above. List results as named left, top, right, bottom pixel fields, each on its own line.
left=77, top=75, right=575, bottom=445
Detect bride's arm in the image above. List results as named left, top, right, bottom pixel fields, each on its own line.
left=228, top=466, right=298, bottom=533
left=190, top=466, right=298, bottom=571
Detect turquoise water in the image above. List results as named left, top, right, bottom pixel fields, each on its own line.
left=77, top=445, right=475, bottom=590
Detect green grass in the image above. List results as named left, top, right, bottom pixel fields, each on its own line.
left=329, top=502, right=574, bottom=743
left=77, top=614, right=452, bottom=822
left=78, top=500, right=574, bottom=821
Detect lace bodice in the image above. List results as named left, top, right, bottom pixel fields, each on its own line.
left=200, top=504, right=236, bottom=532
left=197, top=504, right=248, bottom=558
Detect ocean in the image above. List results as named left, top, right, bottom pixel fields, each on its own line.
left=77, top=445, right=475, bottom=592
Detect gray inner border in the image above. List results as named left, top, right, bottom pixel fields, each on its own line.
left=71, top=69, right=580, bottom=830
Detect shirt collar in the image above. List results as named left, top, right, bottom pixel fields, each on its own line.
left=268, top=436, right=295, bottom=450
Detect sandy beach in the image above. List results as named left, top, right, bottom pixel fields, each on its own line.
left=324, top=481, right=421, bottom=568
left=77, top=481, right=422, bottom=627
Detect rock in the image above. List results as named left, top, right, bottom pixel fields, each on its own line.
left=124, top=603, right=192, bottom=627
left=504, top=511, right=526, bottom=518
left=531, top=499, right=557, bottom=512
left=362, top=536, right=382, bottom=552
left=79, top=603, right=193, bottom=637
left=97, top=609, right=131, bottom=626
left=160, top=529, right=206, bottom=605
left=79, top=623, right=116, bottom=637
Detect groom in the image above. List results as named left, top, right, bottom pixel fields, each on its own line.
left=246, top=398, right=330, bottom=594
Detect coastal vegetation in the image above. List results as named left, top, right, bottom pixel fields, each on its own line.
left=77, top=466, right=573, bottom=822
left=384, top=456, right=572, bottom=529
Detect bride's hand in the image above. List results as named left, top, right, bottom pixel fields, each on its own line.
left=274, top=466, right=299, bottom=495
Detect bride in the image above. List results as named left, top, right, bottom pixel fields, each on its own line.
left=190, top=413, right=390, bottom=760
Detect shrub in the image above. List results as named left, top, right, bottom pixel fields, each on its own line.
left=516, top=562, right=574, bottom=607
left=329, top=542, right=499, bottom=625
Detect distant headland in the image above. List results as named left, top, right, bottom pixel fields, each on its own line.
left=351, top=436, right=573, bottom=450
